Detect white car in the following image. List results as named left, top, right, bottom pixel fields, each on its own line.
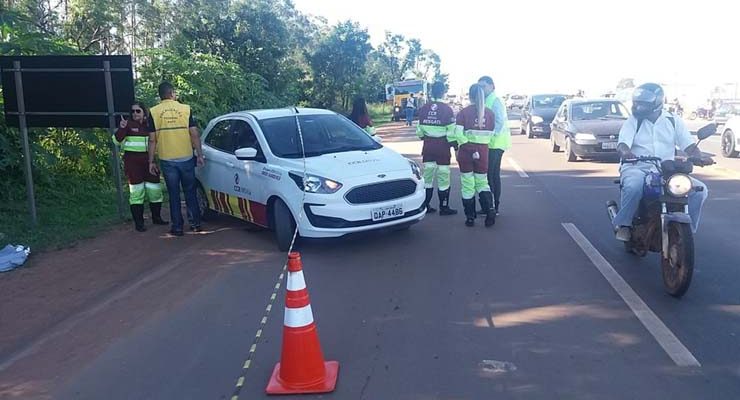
left=721, top=115, right=740, bottom=158
left=195, top=108, right=426, bottom=250
left=506, top=94, right=527, bottom=110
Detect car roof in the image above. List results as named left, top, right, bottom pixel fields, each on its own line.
left=530, top=93, right=568, bottom=97
left=218, top=108, right=336, bottom=121
left=565, top=98, right=623, bottom=105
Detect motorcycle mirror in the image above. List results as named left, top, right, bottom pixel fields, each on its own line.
left=696, top=123, right=717, bottom=141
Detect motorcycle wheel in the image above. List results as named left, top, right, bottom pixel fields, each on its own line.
left=661, top=222, right=694, bottom=298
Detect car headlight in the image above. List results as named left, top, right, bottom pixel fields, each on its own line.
left=666, top=174, right=693, bottom=196
left=574, top=133, right=596, bottom=141
left=408, top=160, right=422, bottom=180
left=531, top=115, right=544, bottom=124
left=289, top=172, right=343, bottom=194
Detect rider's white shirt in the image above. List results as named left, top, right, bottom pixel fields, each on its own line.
left=618, top=111, right=694, bottom=162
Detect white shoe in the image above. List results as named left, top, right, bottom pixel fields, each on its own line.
left=615, top=226, right=631, bottom=242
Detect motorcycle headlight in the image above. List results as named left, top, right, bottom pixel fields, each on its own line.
left=408, top=159, right=422, bottom=180
left=289, top=172, right=343, bottom=194
left=666, top=174, right=693, bottom=197
left=574, top=133, right=596, bottom=141
left=531, top=115, right=544, bottom=124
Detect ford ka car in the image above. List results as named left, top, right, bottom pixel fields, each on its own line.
left=195, top=108, right=426, bottom=250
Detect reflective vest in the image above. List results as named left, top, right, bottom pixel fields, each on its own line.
left=486, top=92, right=512, bottom=150
left=454, top=105, right=495, bottom=145
left=115, top=135, right=148, bottom=153
left=150, top=99, right=193, bottom=160
left=417, top=101, right=456, bottom=142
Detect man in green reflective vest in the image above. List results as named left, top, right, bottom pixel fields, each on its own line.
left=114, top=102, right=167, bottom=232
left=478, top=76, right=511, bottom=215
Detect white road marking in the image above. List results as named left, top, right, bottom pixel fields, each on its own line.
left=507, top=158, right=529, bottom=178
left=561, top=223, right=701, bottom=367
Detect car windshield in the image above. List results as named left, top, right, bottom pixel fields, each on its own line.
left=571, top=102, right=629, bottom=121
left=718, top=103, right=740, bottom=114
left=259, top=114, right=382, bottom=158
left=532, top=95, right=566, bottom=109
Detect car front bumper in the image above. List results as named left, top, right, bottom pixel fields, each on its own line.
left=571, top=140, right=619, bottom=158
left=293, top=175, right=427, bottom=238
left=529, top=122, right=551, bottom=136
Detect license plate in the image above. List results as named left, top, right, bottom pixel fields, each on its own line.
left=372, top=205, right=404, bottom=221
left=602, top=142, right=618, bottom=150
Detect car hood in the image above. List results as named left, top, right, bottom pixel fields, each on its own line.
left=570, top=119, right=626, bottom=137
left=280, top=147, right=411, bottom=179
left=531, top=108, right=558, bottom=122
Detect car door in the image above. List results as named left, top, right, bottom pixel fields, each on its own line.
left=552, top=105, right=566, bottom=146
left=201, top=118, right=237, bottom=212
left=231, top=117, right=271, bottom=227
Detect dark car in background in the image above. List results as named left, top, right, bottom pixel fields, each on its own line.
left=550, top=99, right=629, bottom=162
left=521, top=94, right=567, bottom=138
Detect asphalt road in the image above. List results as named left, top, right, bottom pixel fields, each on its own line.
left=2, top=119, right=740, bottom=400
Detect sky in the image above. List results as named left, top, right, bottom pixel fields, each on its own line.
left=293, top=0, right=740, bottom=104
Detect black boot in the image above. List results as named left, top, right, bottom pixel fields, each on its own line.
left=150, top=202, right=168, bottom=225
left=463, top=198, right=476, bottom=227
left=130, top=204, right=146, bottom=232
left=424, top=188, right=437, bottom=213
left=438, top=189, right=457, bottom=216
left=477, top=194, right=486, bottom=216
left=480, top=192, right=496, bottom=227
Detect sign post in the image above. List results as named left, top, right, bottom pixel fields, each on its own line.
left=104, top=60, right=125, bottom=218
left=12, top=60, right=38, bottom=226
left=1, top=55, right=135, bottom=225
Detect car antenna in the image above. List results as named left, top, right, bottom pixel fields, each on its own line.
left=294, top=106, right=299, bottom=114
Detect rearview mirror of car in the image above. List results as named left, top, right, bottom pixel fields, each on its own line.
left=235, top=147, right=258, bottom=160
left=696, top=123, right=717, bottom=140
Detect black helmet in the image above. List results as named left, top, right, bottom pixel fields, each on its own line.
left=631, top=83, right=665, bottom=119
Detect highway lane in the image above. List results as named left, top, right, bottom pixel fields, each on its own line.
left=3, top=122, right=738, bottom=399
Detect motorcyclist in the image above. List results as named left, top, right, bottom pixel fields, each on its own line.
left=613, top=83, right=709, bottom=241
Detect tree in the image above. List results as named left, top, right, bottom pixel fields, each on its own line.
left=309, top=21, right=372, bottom=109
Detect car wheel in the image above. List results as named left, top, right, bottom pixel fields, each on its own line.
left=527, top=123, right=535, bottom=139
left=721, top=129, right=739, bottom=158
left=565, top=137, right=577, bottom=162
left=196, top=183, right=216, bottom=221
left=273, top=199, right=297, bottom=252
left=551, top=134, right=561, bottom=152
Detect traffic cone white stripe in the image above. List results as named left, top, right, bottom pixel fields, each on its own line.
left=284, top=304, right=314, bottom=328
left=286, top=270, right=307, bottom=291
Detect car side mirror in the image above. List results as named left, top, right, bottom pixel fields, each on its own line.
left=372, top=135, right=383, bottom=143
left=696, top=123, right=716, bottom=141
left=235, top=147, right=258, bottom=160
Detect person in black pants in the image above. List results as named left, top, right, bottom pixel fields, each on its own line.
left=477, top=76, right=511, bottom=215
left=487, top=147, right=505, bottom=214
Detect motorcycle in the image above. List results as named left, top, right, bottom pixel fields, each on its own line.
left=689, top=107, right=713, bottom=120
left=606, top=123, right=716, bottom=297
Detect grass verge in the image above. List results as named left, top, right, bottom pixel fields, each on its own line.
left=368, top=102, right=393, bottom=127
left=0, top=175, right=124, bottom=252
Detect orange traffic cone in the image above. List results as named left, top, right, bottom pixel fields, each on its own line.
left=266, top=252, right=339, bottom=395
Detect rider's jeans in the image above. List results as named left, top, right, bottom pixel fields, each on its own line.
left=614, top=163, right=708, bottom=233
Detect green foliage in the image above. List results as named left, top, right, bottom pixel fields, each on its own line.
left=136, top=49, right=282, bottom=124
left=310, top=21, right=372, bottom=109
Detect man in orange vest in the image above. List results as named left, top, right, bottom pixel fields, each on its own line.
left=147, top=82, right=205, bottom=236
